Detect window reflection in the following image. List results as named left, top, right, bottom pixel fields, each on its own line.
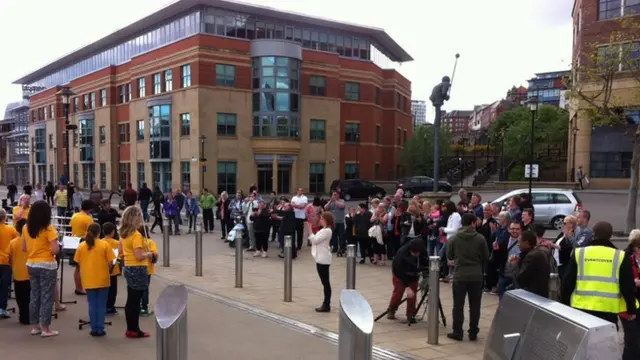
left=149, top=104, right=172, bottom=159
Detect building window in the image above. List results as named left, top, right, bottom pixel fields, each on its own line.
left=599, top=0, right=622, bottom=20
left=127, top=84, right=132, bottom=101
left=119, top=85, right=126, bottom=103
left=216, top=64, right=236, bottom=87
left=217, top=113, right=237, bottom=136
left=403, top=130, right=407, bottom=146
left=309, top=76, right=326, bottom=96
left=181, top=161, right=191, bottom=189
left=78, top=119, right=95, bottom=162
left=138, top=77, right=146, bottom=97
left=137, top=162, right=145, bottom=189
left=119, top=163, right=128, bottom=189
left=626, top=0, right=640, bottom=16
left=48, top=134, right=53, bottom=149
left=344, top=82, right=360, bottom=101
left=99, top=163, right=107, bottom=189
left=137, top=120, right=145, bottom=141
left=590, top=152, right=632, bottom=178
left=165, top=70, right=173, bottom=91
left=375, top=125, right=381, bottom=144
left=180, top=113, right=191, bottom=136
left=345, top=123, right=360, bottom=142
left=181, top=64, right=191, bottom=88
left=50, top=105, right=55, bottom=119
left=153, top=73, right=162, bottom=94
left=99, top=126, right=106, bottom=144
left=118, top=123, right=130, bottom=143
left=83, top=94, right=89, bottom=109
left=310, top=119, right=326, bottom=141
left=74, top=97, right=79, bottom=112
left=345, top=164, right=359, bottom=180
left=82, top=164, right=95, bottom=189
left=100, top=89, right=107, bottom=106
left=396, top=128, right=401, bottom=145
left=34, top=128, right=46, bottom=164
left=309, top=163, right=325, bottom=194
left=217, top=161, right=237, bottom=195
left=90, top=92, right=96, bottom=109
left=149, top=105, right=171, bottom=159
left=50, top=164, right=54, bottom=183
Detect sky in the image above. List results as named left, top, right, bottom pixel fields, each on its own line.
left=0, top=0, right=573, bottom=120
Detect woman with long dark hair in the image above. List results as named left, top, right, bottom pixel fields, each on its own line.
left=118, top=206, right=153, bottom=338
left=21, top=200, right=60, bottom=337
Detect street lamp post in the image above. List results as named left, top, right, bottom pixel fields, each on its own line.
left=355, top=134, right=361, bottom=178
left=525, top=96, right=539, bottom=199
left=570, top=126, right=578, bottom=182
left=500, top=129, right=505, bottom=181
left=199, top=134, right=206, bottom=192
left=55, top=87, right=77, bottom=198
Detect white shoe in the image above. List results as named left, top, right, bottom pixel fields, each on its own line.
left=261, top=251, right=268, bottom=258
left=253, top=251, right=262, bottom=257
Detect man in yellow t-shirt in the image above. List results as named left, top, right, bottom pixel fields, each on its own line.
left=70, top=200, right=95, bottom=295
left=0, top=209, right=19, bottom=318
left=54, top=183, right=68, bottom=217
left=8, top=219, right=29, bottom=324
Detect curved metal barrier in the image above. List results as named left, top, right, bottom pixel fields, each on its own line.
left=339, top=289, right=374, bottom=360
left=155, top=284, right=189, bottom=360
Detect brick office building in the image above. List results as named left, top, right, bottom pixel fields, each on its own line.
left=15, top=0, right=413, bottom=195
left=571, top=0, right=639, bottom=188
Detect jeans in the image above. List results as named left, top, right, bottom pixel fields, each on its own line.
left=28, top=266, right=57, bottom=326
left=13, top=279, right=30, bottom=324
left=0, top=265, right=11, bottom=311
left=316, top=263, right=331, bottom=305
left=86, top=287, right=109, bottom=332
left=428, top=239, right=443, bottom=257
left=140, top=200, right=150, bottom=222
left=106, top=275, right=118, bottom=311
left=451, top=280, right=483, bottom=336
left=498, top=276, right=513, bottom=299
left=295, top=218, right=305, bottom=249
left=331, top=223, right=345, bottom=251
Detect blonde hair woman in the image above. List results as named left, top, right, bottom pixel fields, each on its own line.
left=553, top=215, right=577, bottom=279
left=117, top=206, right=153, bottom=338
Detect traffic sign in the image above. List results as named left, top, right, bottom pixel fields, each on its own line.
left=524, top=164, right=539, bottom=179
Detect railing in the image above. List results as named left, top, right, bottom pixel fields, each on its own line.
left=472, top=160, right=498, bottom=186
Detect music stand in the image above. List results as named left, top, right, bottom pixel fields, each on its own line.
left=60, top=235, right=80, bottom=305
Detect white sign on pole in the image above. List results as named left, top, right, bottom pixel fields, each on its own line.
left=524, top=164, right=539, bottom=179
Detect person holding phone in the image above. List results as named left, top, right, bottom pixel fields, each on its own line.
left=494, top=220, right=523, bottom=299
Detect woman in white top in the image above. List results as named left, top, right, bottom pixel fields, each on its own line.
left=34, top=184, right=45, bottom=201
left=305, top=212, right=334, bottom=313
left=440, top=201, right=462, bottom=281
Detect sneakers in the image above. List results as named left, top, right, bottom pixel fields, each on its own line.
left=386, top=311, right=396, bottom=320
left=90, top=330, right=107, bottom=337
left=446, top=333, right=464, bottom=341
left=125, top=330, right=150, bottom=338
left=253, top=251, right=262, bottom=257
left=140, top=308, right=153, bottom=317
left=261, top=251, right=268, bottom=258
left=0, top=309, right=10, bottom=319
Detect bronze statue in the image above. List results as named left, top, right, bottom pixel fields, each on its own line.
left=429, top=76, right=451, bottom=107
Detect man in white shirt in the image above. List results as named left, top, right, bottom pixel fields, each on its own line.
left=291, top=188, right=308, bottom=250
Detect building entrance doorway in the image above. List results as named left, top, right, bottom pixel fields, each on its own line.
left=152, top=162, right=172, bottom=193
left=257, top=164, right=273, bottom=194
left=277, top=164, right=291, bottom=194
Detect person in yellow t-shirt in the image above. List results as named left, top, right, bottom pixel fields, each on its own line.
left=12, top=194, right=31, bottom=225
left=101, top=222, right=121, bottom=315
left=8, top=219, right=30, bottom=324
left=70, top=200, right=95, bottom=295
left=0, top=208, right=19, bottom=318
left=22, top=200, right=60, bottom=337
left=73, top=223, right=114, bottom=337
left=118, top=206, right=153, bottom=338
left=139, top=225, right=157, bottom=316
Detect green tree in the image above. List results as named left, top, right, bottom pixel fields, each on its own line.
left=400, top=124, right=452, bottom=176
left=489, top=105, right=569, bottom=163
left=569, top=17, right=640, bottom=232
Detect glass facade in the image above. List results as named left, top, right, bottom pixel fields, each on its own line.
left=23, top=6, right=404, bottom=91
left=78, top=119, right=95, bottom=162
left=252, top=56, right=300, bottom=138
left=149, top=105, right=171, bottom=159
left=34, top=128, right=46, bottom=164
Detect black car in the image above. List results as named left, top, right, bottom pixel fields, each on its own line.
left=397, top=176, right=452, bottom=197
left=329, top=179, right=386, bottom=201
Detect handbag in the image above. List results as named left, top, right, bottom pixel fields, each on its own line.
left=368, top=224, right=384, bottom=245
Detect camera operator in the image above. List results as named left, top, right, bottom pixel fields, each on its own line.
left=446, top=213, right=489, bottom=341
left=385, top=238, right=429, bottom=324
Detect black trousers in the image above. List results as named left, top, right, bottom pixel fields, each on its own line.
left=621, top=316, right=640, bottom=360
left=13, top=279, right=30, bottom=325
left=316, top=264, right=331, bottom=305
left=484, top=259, right=499, bottom=290
left=106, top=275, right=118, bottom=311
left=151, top=214, right=163, bottom=232
left=125, top=286, right=144, bottom=332
left=270, top=223, right=279, bottom=241
left=203, top=208, right=214, bottom=232
left=220, top=217, right=229, bottom=237
left=356, top=236, right=372, bottom=260
left=295, top=219, right=305, bottom=249
left=452, top=280, right=483, bottom=336
left=255, top=231, right=269, bottom=252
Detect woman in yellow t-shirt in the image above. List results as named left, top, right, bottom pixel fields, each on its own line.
left=74, top=223, right=115, bottom=336
left=139, top=225, right=157, bottom=316
left=8, top=219, right=29, bottom=324
left=12, top=194, right=31, bottom=225
left=118, top=206, right=153, bottom=338
left=0, top=208, right=19, bottom=318
left=21, top=200, right=60, bottom=337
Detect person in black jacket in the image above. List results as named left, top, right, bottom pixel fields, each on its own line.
left=353, top=203, right=372, bottom=264
left=97, top=199, right=121, bottom=238
left=514, top=230, right=550, bottom=298
left=138, top=182, right=152, bottom=222
left=250, top=200, right=271, bottom=257
left=386, top=238, right=429, bottom=323
left=273, top=200, right=297, bottom=259
left=45, top=181, right=55, bottom=206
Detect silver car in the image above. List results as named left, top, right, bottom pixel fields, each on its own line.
left=489, top=188, right=583, bottom=230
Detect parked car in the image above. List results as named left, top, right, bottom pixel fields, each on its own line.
left=396, top=176, right=453, bottom=197
left=487, top=188, right=583, bottom=230
left=329, top=179, right=386, bottom=201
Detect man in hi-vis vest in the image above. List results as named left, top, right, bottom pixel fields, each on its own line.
left=561, top=221, right=639, bottom=359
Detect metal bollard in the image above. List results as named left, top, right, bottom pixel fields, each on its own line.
left=155, top=284, right=188, bottom=360
left=162, top=221, right=170, bottom=267
left=235, top=229, right=244, bottom=288
left=195, top=218, right=203, bottom=277
left=427, top=256, right=440, bottom=345
left=346, top=244, right=356, bottom=289
left=284, top=235, right=293, bottom=302
left=549, top=273, right=560, bottom=301
left=338, top=289, right=374, bottom=360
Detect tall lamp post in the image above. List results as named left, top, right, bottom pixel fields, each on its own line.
left=355, top=133, right=361, bottom=178
left=570, top=125, right=578, bottom=182
left=56, top=87, right=77, bottom=193
left=199, top=134, right=206, bottom=192
left=525, top=96, right=539, bottom=199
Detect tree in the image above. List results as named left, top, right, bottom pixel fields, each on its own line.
left=400, top=125, right=452, bottom=176
left=569, top=17, right=640, bottom=233
left=489, top=105, right=569, bottom=163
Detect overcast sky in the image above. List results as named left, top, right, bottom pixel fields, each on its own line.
left=0, top=0, right=573, bottom=120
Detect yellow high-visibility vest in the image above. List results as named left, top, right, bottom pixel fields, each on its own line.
left=571, top=246, right=626, bottom=314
